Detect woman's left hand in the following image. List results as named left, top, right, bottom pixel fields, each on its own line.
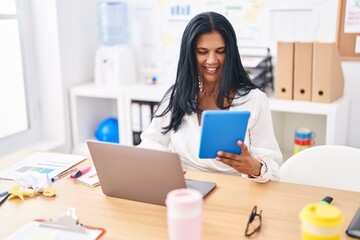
left=215, top=141, right=262, bottom=176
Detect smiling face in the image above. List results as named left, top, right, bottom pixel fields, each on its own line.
left=195, top=30, right=226, bottom=86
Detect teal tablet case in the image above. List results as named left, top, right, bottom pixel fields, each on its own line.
left=198, top=110, right=250, bottom=159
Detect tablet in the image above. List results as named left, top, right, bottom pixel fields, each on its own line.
left=198, top=110, right=250, bottom=159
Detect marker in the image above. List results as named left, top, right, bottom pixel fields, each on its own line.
left=51, top=168, right=78, bottom=182
left=320, top=196, right=333, bottom=204
left=0, top=191, right=9, bottom=198
left=70, top=166, right=92, bottom=179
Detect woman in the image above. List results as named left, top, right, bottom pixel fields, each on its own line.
left=138, top=12, right=282, bottom=182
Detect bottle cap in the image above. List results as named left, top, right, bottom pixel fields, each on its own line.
left=300, top=203, right=343, bottom=227
left=166, top=188, right=203, bottom=210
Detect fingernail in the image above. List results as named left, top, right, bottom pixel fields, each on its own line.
left=217, top=151, right=222, bottom=155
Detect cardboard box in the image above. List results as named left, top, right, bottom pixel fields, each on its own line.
left=293, top=42, right=313, bottom=101
left=275, top=42, right=294, bottom=100
left=312, top=42, right=344, bottom=103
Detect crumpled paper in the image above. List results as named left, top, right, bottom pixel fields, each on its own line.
left=8, top=172, right=56, bottom=200
left=8, top=185, right=37, bottom=200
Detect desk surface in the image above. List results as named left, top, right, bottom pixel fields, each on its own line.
left=1, top=150, right=359, bottom=240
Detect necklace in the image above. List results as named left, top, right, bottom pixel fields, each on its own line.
left=198, top=76, right=219, bottom=96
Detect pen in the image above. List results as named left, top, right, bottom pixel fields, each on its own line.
left=51, top=168, right=78, bottom=182
left=70, top=166, right=92, bottom=179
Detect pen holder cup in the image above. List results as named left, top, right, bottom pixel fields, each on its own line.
left=166, top=188, right=203, bottom=240
left=299, top=203, right=343, bottom=240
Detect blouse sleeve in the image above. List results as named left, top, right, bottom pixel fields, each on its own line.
left=137, top=101, right=172, bottom=152
left=247, top=91, right=283, bottom=182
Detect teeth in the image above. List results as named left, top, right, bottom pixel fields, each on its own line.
left=206, top=67, right=217, bottom=72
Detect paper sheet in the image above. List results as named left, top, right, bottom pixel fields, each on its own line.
left=344, top=0, right=360, bottom=33
left=6, top=221, right=104, bottom=240
left=0, top=152, right=87, bottom=180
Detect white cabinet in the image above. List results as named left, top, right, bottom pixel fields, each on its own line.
left=69, top=83, right=350, bottom=160
left=70, top=83, right=123, bottom=155
left=269, top=96, right=350, bottom=159
left=69, top=83, right=170, bottom=155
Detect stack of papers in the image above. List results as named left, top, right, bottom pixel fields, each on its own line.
left=0, top=152, right=87, bottom=180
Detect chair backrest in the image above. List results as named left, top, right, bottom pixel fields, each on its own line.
left=279, top=145, right=360, bottom=192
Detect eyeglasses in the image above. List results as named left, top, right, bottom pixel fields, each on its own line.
left=245, top=205, right=262, bottom=237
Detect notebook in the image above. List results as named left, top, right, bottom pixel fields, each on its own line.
left=87, top=140, right=216, bottom=206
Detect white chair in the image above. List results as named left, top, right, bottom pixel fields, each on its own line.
left=279, top=145, right=360, bottom=192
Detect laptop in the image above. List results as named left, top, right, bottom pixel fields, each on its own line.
left=87, top=140, right=217, bottom=206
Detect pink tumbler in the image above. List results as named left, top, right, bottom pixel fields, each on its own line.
left=166, top=188, right=203, bottom=240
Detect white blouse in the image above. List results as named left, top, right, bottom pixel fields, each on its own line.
left=138, top=88, right=283, bottom=182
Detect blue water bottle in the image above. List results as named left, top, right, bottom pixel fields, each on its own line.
left=97, top=2, right=128, bottom=46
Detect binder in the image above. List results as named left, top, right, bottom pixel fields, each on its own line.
left=131, top=102, right=142, bottom=145
left=140, top=103, right=152, bottom=131
left=6, top=208, right=105, bottom=240
left=152, top=103, right=159, bottom=113
left=312, top=42, right=344, bottom=103
left=131, top=100, right=159, bottom=146
left=293, top=42, right=313, bottom=101
left=275, top=42, right=294, bottom=100
left=131, top=102, right=141, bottom=132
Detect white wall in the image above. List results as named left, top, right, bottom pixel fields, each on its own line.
left=24, top=0, right=66, bottom=151
left=342, top=62, right=360, bottom=148
left=54, top=0, right=99, bottom=152
left=32, top=1, right=63, bottom=140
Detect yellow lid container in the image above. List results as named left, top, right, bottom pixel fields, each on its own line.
left=299, top=203, right=343, bottom=240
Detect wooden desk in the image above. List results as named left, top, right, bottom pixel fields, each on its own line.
left=1, top=150, right=359, bottom=239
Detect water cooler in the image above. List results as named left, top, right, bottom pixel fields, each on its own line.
left=95, top=2, right=137, bottom=87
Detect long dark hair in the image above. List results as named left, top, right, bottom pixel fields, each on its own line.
left=156, top=11, right=257, bottom=133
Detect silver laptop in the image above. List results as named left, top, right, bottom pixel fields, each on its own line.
left=87, top=140, right=216, bottom=206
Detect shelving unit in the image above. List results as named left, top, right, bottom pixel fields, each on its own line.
left=121, top=84, right=170, bottom=146
left=69, top=83, right=123, bottom=155
left=269, top=96, right=350, bottom=159
left=69, top=83, right=350, bottom=161
left=69, top=83, right=170, bottom=155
